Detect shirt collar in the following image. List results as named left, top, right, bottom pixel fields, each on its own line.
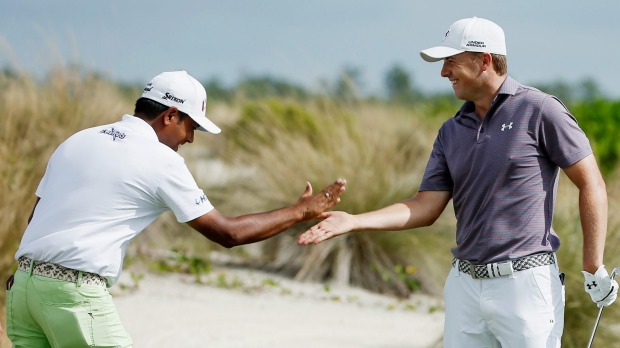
left=496, top=76, right=519, bottom=96
left=119, top=114, right=158, bottom=141
left=456, top=75, right=520, bottom=121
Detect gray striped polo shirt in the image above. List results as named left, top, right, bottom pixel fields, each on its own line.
left=420, top=76, right=592, bottom=264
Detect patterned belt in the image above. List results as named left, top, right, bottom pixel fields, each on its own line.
left=452, top=252, right=555, bottom=279
left=18, top=256, right=107, bottom=287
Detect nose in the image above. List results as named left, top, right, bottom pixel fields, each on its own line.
left=187, top=130, right=194, bottom=144
left=440, top=61, right=449, bottom=78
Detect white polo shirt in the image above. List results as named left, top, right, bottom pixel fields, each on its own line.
left=15, top=115, right=214, bottom=286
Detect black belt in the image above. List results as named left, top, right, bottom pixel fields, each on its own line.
left=452, top=252, right=555, bottom=279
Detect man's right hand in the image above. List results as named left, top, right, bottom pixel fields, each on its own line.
left=297, top=210, right=355, bottom=245
left=296, top=178, right=346, bottom=221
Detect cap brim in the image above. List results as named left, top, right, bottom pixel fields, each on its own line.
left=192, top=114, right=221, bottom=134
left=420, top=46, right=464, bottom=62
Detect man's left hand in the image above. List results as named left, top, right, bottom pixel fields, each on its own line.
left=583, top=265, right=618, bottom=307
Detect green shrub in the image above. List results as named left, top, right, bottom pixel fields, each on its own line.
left=572, top=99, right=620, bottom=177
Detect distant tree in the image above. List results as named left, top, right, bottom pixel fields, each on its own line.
left=576, top=78, right=604, bottom=101
left=235, top=76, right=308, bottom=100
left=533, top=80, right=575, bottom=105
left=332, top=66, right=363, bottom=102
left=533, top=78, right=605, bottom=105
left=384, top=64, right=420, bottom=104
left=203, top=78, right=234, bottom=103
left=572, top=99, right=620, bottom=177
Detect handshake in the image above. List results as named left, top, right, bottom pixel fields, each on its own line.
left=583, top=266, right=619, bottom=308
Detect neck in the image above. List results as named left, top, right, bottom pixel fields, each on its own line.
left=474, top=75, right=507, bottom=120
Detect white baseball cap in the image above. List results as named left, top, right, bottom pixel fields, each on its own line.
left=141, top=70, right=221, bottom=134
left=420, top=17, right=506, bottom=62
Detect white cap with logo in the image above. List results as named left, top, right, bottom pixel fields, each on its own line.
left=420, top=17, right=506, bottom=62
left=141, top=70, right=221, bottom=134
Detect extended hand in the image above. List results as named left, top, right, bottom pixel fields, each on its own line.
left=297, top=210, right=355, bottom=244
left=583, top=265, right=618, bottom=307
left=296, top=178, right=346, bottom=221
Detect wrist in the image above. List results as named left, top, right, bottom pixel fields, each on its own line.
left=292, top=203, right=309, bottom=222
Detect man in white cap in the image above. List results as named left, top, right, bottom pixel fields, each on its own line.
left=298, top=17, right=616, bottom=346
left=6, top=70, right=346, bottom=347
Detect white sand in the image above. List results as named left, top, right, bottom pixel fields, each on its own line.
left=112, top=267, right=445, bottom=348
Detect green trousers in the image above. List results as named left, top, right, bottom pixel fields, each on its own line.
left=6, top=269, right=132, bottom=348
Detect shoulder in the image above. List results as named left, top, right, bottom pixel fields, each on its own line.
left=512, top=81, right=566, bottom=109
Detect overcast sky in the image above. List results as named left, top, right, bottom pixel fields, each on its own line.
left=1, top=1, right=619, bottom=98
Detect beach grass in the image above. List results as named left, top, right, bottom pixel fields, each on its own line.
left=1, top=68, right=619, bottom=346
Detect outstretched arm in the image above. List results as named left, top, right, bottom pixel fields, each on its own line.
left=187, top=179, right=346, bottom=248
left=298, top=190, right=451, bottom=244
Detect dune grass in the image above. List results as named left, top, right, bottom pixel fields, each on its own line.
left=210, top=98, right=455, bottom=296
left=0, top=68, right=132, bottom=346
left=1, top=68, right=619, bottom=346
left=554, top=170, right=620, bottom=347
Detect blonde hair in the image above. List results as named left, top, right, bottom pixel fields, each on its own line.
left=491, top=54, right=508, bottom=76
left=470, top=52, right=508, bottom=76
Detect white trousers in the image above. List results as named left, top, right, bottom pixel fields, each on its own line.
left=443, top=263, right=565, bottom=348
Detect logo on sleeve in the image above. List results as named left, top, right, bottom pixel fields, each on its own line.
left=195, top=195, right=208, bottom=205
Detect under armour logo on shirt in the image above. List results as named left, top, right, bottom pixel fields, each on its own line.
left=587, top=281, right=598, bottom=290
left=501, top=122, right=513, bottom=131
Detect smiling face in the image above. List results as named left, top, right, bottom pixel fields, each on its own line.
left=440, top=52, right=486, bottom=102
left=157, top=108, right=199, bottom=152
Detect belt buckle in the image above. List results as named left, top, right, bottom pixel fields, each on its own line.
left=487, top=260, right=514, bottom=278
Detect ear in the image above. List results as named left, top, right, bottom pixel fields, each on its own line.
left=161, top=107, right=180, bottom=126
left=481, top=53, right=493, bottom=72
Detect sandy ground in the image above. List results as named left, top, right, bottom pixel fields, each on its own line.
left=111, top=267, right=445, bottom=348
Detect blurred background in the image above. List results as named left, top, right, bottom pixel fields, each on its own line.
left=1, top=1, right=620, bottom=347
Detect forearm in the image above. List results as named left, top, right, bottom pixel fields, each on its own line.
left=226, top=206, right=303, bottom=245
left=190, top=206, right=304, bottom=248
left=192, top=179, right=347, bottom=248
left=580, top=180, right=608, bottom=273
left=353, top=192, right=450, bottom=232
left=353, top=202, right=422, bottom=231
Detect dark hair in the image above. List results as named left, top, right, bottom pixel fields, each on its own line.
left=134, top=97, right=189, bottom=123
left=134, top=98, right=169, bottom=120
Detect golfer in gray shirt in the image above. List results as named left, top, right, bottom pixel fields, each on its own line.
left=298, top=17, right=617, bottom=347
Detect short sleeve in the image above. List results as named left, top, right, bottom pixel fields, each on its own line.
left=539, top=97, right=592, bottom=168
left=157, top=158, right=214, bottom=222
left=420, top=129, right=454, bottom=192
